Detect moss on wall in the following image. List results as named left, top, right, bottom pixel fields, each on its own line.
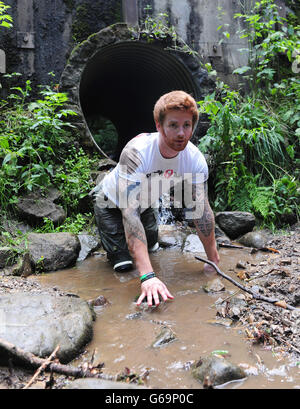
left=71, top=0, right=122, bottom=44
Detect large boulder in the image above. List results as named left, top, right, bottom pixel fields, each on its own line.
left=0, top=293, right=94, bottom=364
left=215, top=212, right=256, bottom=240
left=16, top=189, right=66, bottom=226
left=28, top=233, right=80, bottom=272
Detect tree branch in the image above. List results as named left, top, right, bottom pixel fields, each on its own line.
left=195, top=256, right=298, bottom=311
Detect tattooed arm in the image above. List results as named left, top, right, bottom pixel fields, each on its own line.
left=118, top=145, right=173, bottom=306
left=120, top=182, right=173, bottom=306
left=191, top=182, right=220, bottom=269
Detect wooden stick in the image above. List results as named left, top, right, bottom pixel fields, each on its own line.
left=0, top=338, right=113, bottom=380
left=23, top=345, right=60, bottom=389
left=195, top=256, right=298, bottom=311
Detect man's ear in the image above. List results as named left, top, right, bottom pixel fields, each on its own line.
left=155, top=121, right=161, bottom=132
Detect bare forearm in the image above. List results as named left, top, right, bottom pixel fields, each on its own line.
left=193, top=200, right=219, bottom=262
left=122, top=209, right=153, bottom=275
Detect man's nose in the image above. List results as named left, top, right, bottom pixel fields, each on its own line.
left=178, top=127, right=185, bottom=136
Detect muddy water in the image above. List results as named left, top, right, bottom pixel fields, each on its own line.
left=32, top=248, right=300, bottom=389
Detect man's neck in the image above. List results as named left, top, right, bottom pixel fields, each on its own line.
left=158, top=134, right=179, bottom=159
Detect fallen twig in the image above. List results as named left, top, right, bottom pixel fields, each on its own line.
left=195, top=256, right=298, bottom=311
left=0, top=338, right=111, bottom=380
left=218, top=242, right=280, bottom=254
left=23, top=345, right=60, bottom=389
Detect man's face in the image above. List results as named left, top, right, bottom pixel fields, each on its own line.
left=156, top=110, right=193, bottom=158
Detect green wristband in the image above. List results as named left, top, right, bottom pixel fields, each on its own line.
left=140, top=271, right=155, bottom=281
left=140, top=273, right=156, bottom=283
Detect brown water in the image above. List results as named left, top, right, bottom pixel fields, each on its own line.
left=32, top=248, right=300, bottom=389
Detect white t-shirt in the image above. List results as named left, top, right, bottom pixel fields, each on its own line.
left=101, top=132, right=208, bottom=211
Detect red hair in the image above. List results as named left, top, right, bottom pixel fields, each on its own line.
left=153, top=90, right=199, bottom=128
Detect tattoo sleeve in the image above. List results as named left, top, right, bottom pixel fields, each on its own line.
left=119, top=176, right=148, bottom=248
left=191, top=182, right=215, bottom=238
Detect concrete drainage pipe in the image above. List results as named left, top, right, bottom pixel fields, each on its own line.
left=60, top=23, right=214, bottom=160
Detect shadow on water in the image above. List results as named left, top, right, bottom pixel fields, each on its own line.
left=32, top=248, right=300, bottom=389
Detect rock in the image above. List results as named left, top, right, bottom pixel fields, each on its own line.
left=28, top=232, right=80, bottom=272
left=236, top=261, right=247, bottom=269
left=158, top=225, right=185, bottom=248
left=238, top=231, right=266, bottom=248
left=215, top=212, right=256, bottom=240
left=97, top=158, right=117, bottom=171
left=183, top=234, right=205, bottom=253
left=95, top=170, right=110, bottom=185
left=6, top=253, right=32, bottom=277
left=0, top=247, right=16, bottom=269
left=192, top=355, right=246, bottom=387
left=16, top=190, right=66, bottom=227
left=217, top=294, right=248, bottom=319
left=77, top=234, right=101, bottom=261
left=203, top=278, right=225, bottom=293
left=151, top=326, right=177, bottom=348
left=0, top=293, right=94, bottom=364
left=64, top=378, right=146, bottom=389
left=215, top=224, right=231, bottom=245
left=206, top=318, right=233, bottom=328
left=88, top=295, right=110, bottom=307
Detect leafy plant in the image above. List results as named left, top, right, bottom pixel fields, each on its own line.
left=0, top=74, right=77, bottom=209
left=35, top=213, right=93, bottom=234
left=0, top=1, right=12, bottom=28
left=54, top=146, right=98, bottom=214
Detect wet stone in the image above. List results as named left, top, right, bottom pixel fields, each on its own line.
left=151, top=326, right=177, bottom=348
left=64, top=378, right=147, bottom=389
left=183, top=234, right=205, bottom=253
left=192, top=355, right=246, bottom=387
left=203, top=278, right=225, bottom=293
left=238, top=231, right=266, bottom=248
left=0, top=293, right=94, bottom=364
left=206, top=318, right=233, bottom=328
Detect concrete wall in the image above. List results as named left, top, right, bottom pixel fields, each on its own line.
left=138, top=0, right=252, bottom=88
left=0, top=0, right=122, bottom=90
left=0, top=0, right=288, bottom=91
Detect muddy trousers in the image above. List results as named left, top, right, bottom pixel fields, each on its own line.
left=94, top=204, right=159, bottom=267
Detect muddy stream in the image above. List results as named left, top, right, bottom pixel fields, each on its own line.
left=32, top=247, right=300, bottom=389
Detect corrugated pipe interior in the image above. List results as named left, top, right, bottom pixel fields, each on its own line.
left=60, top=24, right=213, bottom=160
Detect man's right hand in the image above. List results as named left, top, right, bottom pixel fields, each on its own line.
left=136, top=277, right=174, bottom=307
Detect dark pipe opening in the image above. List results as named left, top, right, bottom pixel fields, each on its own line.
left=79, top=41, right=199, bottom=160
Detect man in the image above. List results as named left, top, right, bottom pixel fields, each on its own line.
left=92, top=90, right=220, bottom=307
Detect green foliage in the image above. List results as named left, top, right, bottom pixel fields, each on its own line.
left=0, top=230, right=28, bottom=263
left=35, top=213, right=93, bottom=235
left=197, top=0, right=300, bottom=228
left=0, top=74, right=77, bottom=209
left=0, top=1, right=12, bottom=28
left=54, top=146, right=98, bottom=214
left=233, top=0, right=300, bottom=90
left=0, top=74, right=100, bottom=232
left=134, top=5, right=199, bottom=58
left=88, top=117, right=118, bottom=156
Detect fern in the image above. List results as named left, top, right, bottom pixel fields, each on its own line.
left=251, top=187, right=273, bottom=218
